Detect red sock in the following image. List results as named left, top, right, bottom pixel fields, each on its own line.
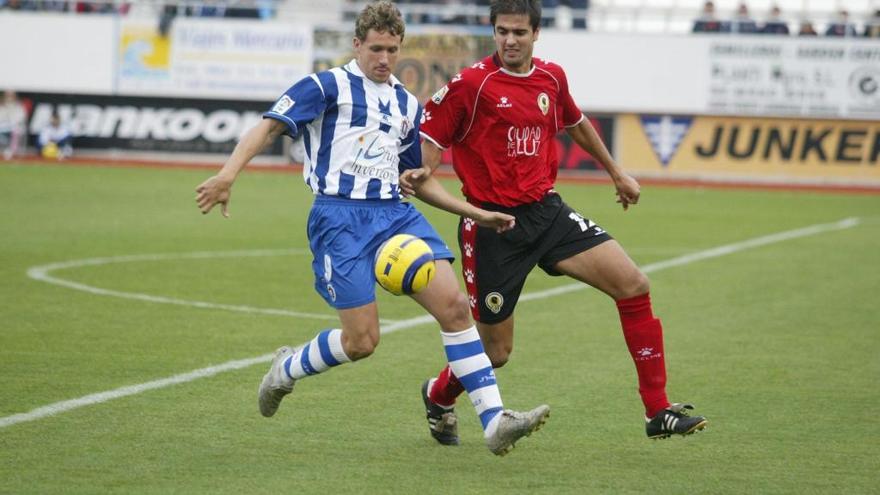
left=428, top=364, right=465, bottom=408
left=616, top=293, right=670, bottom=418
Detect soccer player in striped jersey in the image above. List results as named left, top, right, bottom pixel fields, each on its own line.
left=401, top=0, right=707, bottom=442
left=195, top=0, right=549, bottom=456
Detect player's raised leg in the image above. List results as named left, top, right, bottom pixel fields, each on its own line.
left=411, top=260, right=549, bottom=455
left=258, top=304, right=379, bottom=417
left=553, top=239, right=707, bottom=438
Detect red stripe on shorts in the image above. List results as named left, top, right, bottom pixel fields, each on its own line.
left=459, top=218, right=480, bottom=321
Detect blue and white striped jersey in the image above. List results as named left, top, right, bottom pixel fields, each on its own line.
left=264, top=59, right=423, bottom=201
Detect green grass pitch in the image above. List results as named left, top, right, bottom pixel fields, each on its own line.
left=1, top=163, right=878, bottom=494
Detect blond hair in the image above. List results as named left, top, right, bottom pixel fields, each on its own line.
left=355, top=1, right=406, bottom=41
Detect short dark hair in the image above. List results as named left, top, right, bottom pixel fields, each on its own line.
left=355, top=1, right=406, bottom=41
left=490, top=0, right=542, bottom=31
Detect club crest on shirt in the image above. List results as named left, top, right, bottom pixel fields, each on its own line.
left=400, top=116, right=411, bottom=136
left=272, top=95, right=294, bottom=114
left=537, top=92, right=550, bottom=115
left=431, top=85, right=449, bottom=104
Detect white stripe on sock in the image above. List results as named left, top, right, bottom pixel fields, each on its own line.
left=447, top=354, right=489, bottom=378
left=468, top=386, right=503, bottom=416
left=326, top=329, right=351, bottom=364
left=484, top=414, right=501, bottom=438
left=288, top=350, right=307, bottom=379
left=307, top=340, right=328, bottom=373
left=440, top=326, right=480, bottom=345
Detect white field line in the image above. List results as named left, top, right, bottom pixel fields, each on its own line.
left=520, top=216, right=861, bottom=301
left=25, top=249, right=396, bottom=324
left=1, top=217, right=859, bottom=429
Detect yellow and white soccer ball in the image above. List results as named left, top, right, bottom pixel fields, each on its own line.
left=374, top=234, right=436, bottom=296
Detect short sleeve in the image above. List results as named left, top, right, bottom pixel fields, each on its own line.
left=419, top=79, right=472, bottom=149
left=558, top=68, right=583, bottom=127
left=263, top=74, right=329, bottom=138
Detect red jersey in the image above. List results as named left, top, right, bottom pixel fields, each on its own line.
left=420, top=54, right=584, bottom=207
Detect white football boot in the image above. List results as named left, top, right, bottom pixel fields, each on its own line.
left=258, top=346, right=295, bottom=417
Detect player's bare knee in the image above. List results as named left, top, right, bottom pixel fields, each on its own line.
left=632, top=271, right=651, bottom=296
left=343, top=333, right=379, bottom=361
left=439, top=291, right=472, bottom=330
left=618, top=270, right=650, bottom=299
left=486, top=342, right=512, bottom=368
left=488, top=349, right=511, bottom=368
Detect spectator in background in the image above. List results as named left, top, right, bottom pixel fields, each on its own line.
left=730, top=2, right=757, bottom=34
left=866, top=10, right=880, bottom=38
left=797, top=20, right=818, bottom=36
left=40, top=1, right=69, bottom=12
left=38, top=112, right=72, bottom=161
left=2, top=0, right=39, bottom=10
left=760, top=5, right=789, bottom=35
left=825, top=9, right=857, bottom=37
left=692, top=1, right=729, bottom=33
left=186, top=0, right=226, bottom=17
left=75, top=2, right=115, bottom=13
left=0, top=90, right=28, bottom=161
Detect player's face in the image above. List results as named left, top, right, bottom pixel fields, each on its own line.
left=493, top=14, right=539, bottom=73
left=353, top=29, right=401, bottom=84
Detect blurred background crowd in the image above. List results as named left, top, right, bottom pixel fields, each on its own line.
left=1, top=0, right=878, bottom=36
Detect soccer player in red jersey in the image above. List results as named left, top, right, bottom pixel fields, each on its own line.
left=402, top=0, right=707, bottom=444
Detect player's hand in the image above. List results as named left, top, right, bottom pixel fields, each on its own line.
left=613, top=173, right=640, bottom=211
left=473, top=210, right=516, bottom=233
left=399, top=166, right=432, bottom=197
left=195, top=175, right=233, bottom=218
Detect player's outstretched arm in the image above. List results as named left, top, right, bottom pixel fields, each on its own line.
left=195, top=119, right=286, bottom=217
left=566, top=116, right=640, bottom=210
left=400, top=139, right=444, bottom=197
left=412, top=175, right=515, bottom=233
left=406, top=139, right=514, bottom=233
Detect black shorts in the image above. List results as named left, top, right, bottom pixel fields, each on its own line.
left=459, top=193, right=612, bottom=324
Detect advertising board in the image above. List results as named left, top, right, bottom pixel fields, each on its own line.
left=537, top=33, right=880, bottom=121
left=618, top=113, right=880, bottom=183
left=117, top=19, right=313, bottom=100
left=23, top=92, right=281, bottom=155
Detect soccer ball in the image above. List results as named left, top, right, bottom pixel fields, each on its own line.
left=374, top=234, right=436, bottom=296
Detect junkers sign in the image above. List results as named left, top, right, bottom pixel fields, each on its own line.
left=22, top=93, right=281, bottom=154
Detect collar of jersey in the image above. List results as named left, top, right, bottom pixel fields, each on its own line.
left=498, top=64, right=535, bottom=78
left=491, top=53, right=536, bottom=78
left=344, top=59, right=403, bottom=88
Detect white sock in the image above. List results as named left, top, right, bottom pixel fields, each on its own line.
left=440, top=326, right=503, bottom=438
left=284, top=328, right=351, bottom=380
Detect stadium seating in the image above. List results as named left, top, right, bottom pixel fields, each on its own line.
left=586, top=0, right=879, bottom=33
left=2, top=0, right=879, bottom=35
